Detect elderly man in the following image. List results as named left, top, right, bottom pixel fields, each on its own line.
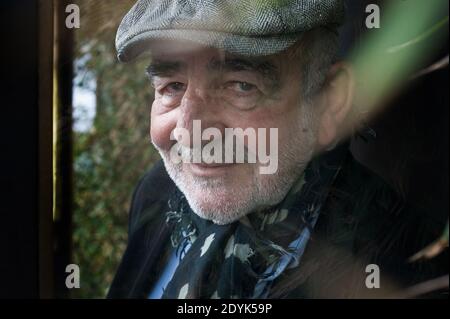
left=107, top=0, right=445, bottom=299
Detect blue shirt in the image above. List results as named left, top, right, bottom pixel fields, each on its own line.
left=148, top=243, right=191, bottom=299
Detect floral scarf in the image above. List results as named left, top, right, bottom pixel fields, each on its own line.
left=161, top=147, right=346, bottom=299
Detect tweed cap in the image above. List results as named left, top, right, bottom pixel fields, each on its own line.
left=116, top=0, right=345, bottom=62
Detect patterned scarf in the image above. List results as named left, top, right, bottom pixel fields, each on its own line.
left=161, top=147, right=346, bottom=299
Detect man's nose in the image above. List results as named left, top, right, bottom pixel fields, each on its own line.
left=175, top=84, right=225, bottom=147
left=179, top=83, right=208, bottom=126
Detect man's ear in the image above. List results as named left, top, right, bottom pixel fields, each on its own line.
left=316, top=62, right=355, bottom=148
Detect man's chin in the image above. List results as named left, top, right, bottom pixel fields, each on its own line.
left=190, top=204, right=250, bottom=225
left=186, top=194, right=245, bottom=224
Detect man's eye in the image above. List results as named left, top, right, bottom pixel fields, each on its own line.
left=226, top=81, right=257, bottom=94
left=221, top=81, right=261, bottom=110
left=163, top=82, right=186, bottom=95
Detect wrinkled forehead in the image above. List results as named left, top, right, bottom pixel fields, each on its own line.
left=149, top=38, right=207, bottom=54
left=147, top=39, right=300, bottom=80
left=150, top=39, right=279, bottom=61
left=149, top=39, right=226, bottom=65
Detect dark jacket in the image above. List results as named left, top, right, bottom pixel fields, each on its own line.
left=107, top=153, right=448, bottom=298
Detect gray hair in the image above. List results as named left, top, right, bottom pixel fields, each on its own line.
left=291, top=27, right=340, bottom=102
left=289, top=27, right=342, bottom=151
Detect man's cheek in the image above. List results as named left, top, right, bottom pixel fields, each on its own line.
left=150, top=114, right=177, bottom=151
left=149, top=99, right=180, bottom=149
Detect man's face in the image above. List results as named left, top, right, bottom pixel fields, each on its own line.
left=149, top=41, right=318, bottom=224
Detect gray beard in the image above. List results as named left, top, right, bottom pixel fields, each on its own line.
left=154, top=110, right=317, bottom=225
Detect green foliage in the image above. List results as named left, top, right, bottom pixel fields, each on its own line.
left=71, top=1, right=159, bottom=298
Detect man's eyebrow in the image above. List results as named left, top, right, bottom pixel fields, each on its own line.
left=145, top=60, right=185, bottom=79
left=208, top=57, right=280, bottom=84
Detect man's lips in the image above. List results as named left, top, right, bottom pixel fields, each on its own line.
left=187, top=162, right=238, bottom=176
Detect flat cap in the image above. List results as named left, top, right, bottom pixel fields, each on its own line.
left=116, top=0, right=345, bottom=62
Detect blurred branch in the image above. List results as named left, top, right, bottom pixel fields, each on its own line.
left=387, top=16, right=448, bottom=54
left=392, top=275, right=449, bottom=299
left=409, top=222, right=449, bottom=262
left=411, top=55, right=449, bottom=80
